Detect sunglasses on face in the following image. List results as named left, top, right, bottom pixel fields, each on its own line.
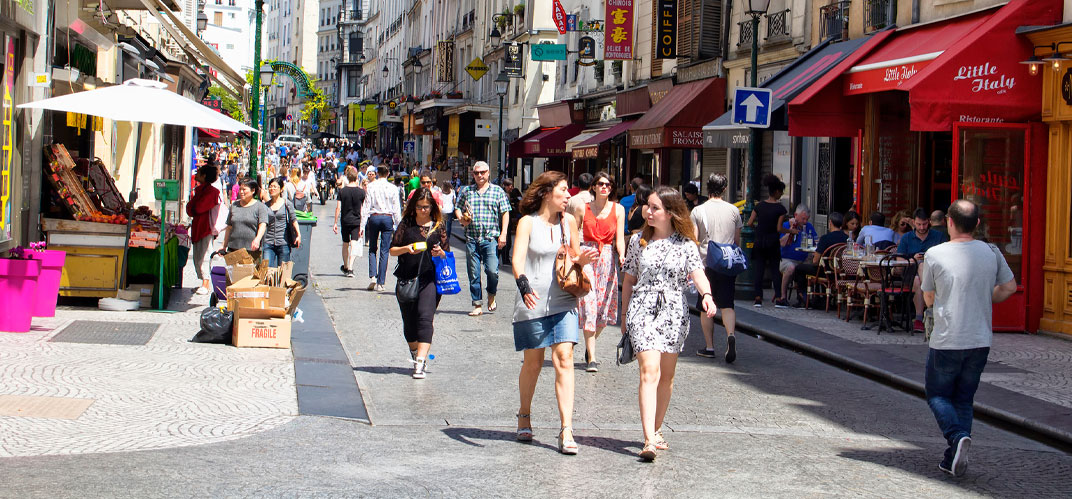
left=473, top=170, right=489, bottom=175
left=595, top=182, right=612, bottom=188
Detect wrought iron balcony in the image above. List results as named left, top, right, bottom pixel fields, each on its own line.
left=820, top=1, right=850, bottom=41
left=737, top=20, right=753, bottom=48
left=461, top=10, right=476, bottom=31
left=765, top=9, right=790, bottom=40
left=865, top=0, right=894, bottom=33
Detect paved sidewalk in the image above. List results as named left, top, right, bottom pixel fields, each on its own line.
left=0, top=266, right=297, bottom=457
left=728, top=295, right=1072, bottom=445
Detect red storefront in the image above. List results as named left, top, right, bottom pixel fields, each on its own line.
left=509, top=101, right=585, bottom=177
left=788, top=0, right=1062, bottom=332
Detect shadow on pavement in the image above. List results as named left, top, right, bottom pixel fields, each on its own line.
left=442, top=427, right=556, bottom=452
left=353, top=365, right=413, bottom=376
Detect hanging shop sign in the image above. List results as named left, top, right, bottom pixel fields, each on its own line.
left=567, top=14, right=578, bottom=32
left=604, top=0, right=634, bottom=60
left=578, top=37, right=597, bottom=66
left=655, top=0, right=677, bottom=59
left=579, top=20, right=604, bottom=32
left=1063, top=68, right=1072, bottom=105
left=447, top=114, right=460, bottom=156
left=1, top=36, right=14, bottom=241
left=505, top=42, right=524, bottom=77
left=437, top=41, right=455, bottom=83
left=531, top=43, right=568, bottom=62
left=552, top=0, right=569, bottom=35
left=466, top=57, right=489, bottom=81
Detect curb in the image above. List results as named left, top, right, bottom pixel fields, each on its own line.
left=688, top=302, right=1072, bottom=447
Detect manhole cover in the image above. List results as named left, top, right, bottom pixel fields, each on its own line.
left=49, top=321, right=160, bottom=345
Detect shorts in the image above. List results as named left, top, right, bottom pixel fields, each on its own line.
left=779, top=258, right=803, bottom=274
left=341, top=224, right=360, bottom=243
left=512, top=310, right=580, bottom=351
left=697, top=267, right=736, bottom=310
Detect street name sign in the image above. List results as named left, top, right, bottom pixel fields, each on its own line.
left=732, top=87, right=772, bottom=128
left=531, top=44, right=568, bottom=61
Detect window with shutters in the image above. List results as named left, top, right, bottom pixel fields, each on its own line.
left=678, top=0, right=723, bottom=61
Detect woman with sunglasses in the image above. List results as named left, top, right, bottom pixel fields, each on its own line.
left=388, top=187, right=449, bottom=379
left=572, top=172, right=626, bottom=373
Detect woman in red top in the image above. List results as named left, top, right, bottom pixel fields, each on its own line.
left=187, top=165, right=221, bottom=295
left=573, top=171, right=627, bottom=372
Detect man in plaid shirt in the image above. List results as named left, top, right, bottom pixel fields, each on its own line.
left=455, top=161, right=511, bottom=316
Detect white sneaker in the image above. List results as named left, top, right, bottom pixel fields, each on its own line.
left=375, top=284, right=385, bottom=292
left=411, top=359, right=427, bottom=379
left=194, top=286, right=210, bottom=295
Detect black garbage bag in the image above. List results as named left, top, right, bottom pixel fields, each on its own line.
left=191, top=307, right=233, bottom=344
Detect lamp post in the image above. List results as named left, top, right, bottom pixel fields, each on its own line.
left=495, top=71, right=509, bottom=181
left=257, top=64, right=274, bottom=180
left=249, top=0, right=266, bottom=179
left=741, top=0, right=770, bottom=274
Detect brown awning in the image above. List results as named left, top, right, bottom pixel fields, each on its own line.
left=628, top=78, right=726, bottom=149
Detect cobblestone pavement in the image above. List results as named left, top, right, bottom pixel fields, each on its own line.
left=2, top=203, right=1069, bottom=497
left=744, top=295, right=1072, bottom=410
left=0, top=266, right=297, bottom=457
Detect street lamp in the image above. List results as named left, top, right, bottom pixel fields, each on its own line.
left=249, top=0, right=266, bottom=179
left=489, top=26, right=502, bottom=48
left=495, top=71, right=509, bottom=180
left=256, top=63, right=274, bottom=179
left=740, top=0, right=770, bottom=274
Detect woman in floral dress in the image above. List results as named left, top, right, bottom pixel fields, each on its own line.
left=621, top=186, right=718, bottom=461
left=574, top=172, right=626, bottom=373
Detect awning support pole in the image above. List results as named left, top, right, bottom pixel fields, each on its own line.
left=119, top=121, right=144, bottom=291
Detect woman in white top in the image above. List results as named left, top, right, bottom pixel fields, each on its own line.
left=439, top=181, right=456, bottom=239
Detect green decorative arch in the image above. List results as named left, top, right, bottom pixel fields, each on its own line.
left=268, top=61, right=315, bottom=99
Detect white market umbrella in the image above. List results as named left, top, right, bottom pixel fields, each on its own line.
left=19, top=79, right=259, bottom=299
left=17, top=78, right=258, bottom=132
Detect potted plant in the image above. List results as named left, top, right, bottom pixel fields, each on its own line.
left=501, top=8, right=513, bottom=27
left=0, top=244, right=43, bottom=332
left=514, top=3, right=525, bottom=20
left=447, top=91, right=463, bottom=99
left=27, top=241, right=67, bottom=318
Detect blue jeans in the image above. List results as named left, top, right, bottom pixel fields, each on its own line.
left=443, top=213, right=455, bottom=243
left=925, top=347, right=989, bottom=460
left=465, top=239, right=499, bottom=305
left=262, top=243, right=291, bottom=268
left=366, top=215, right=394, bottom=285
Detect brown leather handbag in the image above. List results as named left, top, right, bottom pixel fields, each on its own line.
left=555, top=217, right=592, bottom=298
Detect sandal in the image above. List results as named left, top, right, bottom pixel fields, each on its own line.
left=516, top=413, right=533, bottom=442
left=558, top=427, right=578, bottom=455
left=468, top=306, right=483, bottom=317
left=639, top=442, right=657, bottom=461
left=654, top=430, right=669, bottom=450
left=487, top=296, right=497, bottom=312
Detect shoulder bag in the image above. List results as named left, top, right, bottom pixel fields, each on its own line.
left=284, top=202, right=299, bottom=248
left=555, top=217, right=592, bottom=298
left=395, top=230, right=426, bottom=304
left=700, top=207, right=748, bottom=276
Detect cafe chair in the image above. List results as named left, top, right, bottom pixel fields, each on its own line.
left=841, top=254, right=881, bottom=324
left=806, top=243, right=845, bottom=311
left=875, top=254, right=919, bottom=335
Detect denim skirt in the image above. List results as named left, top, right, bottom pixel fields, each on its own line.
left=512, top=310, right=580, bottom=351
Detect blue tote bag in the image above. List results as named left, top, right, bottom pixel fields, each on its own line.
left=432, top=251, right=462, bottom=295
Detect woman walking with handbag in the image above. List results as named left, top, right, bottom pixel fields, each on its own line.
left=388, top=187, right=449, bottom=379
left=187, top=164, right=221, bottom=295
left=573, top=171, right=626, bottom=373
left=621, top=186, right=718, bottom=461
left=262, top=177, right=301, bottom=267
left=512, top=171, right=598, bottom=454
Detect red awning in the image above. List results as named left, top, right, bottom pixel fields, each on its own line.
left=789, top=0, right=1061, bottom=135
left=628, top=78, right=726, bottom=149
left=513, top=123, right=585, bottom=158
left=572, top=120, right=636, bottom=159
left=197, top=127, right=220, bottom=138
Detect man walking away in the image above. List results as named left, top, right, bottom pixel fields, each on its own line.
left=360, top=165, right=402, bottom=291
left=455, top=161, right=510, bottom=316
left=920, top=199, right=1016, bottom=477
left=690, top=174, right=743, bottom=363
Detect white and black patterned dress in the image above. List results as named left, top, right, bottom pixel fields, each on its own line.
left=622, top=233, right=704, bottom=354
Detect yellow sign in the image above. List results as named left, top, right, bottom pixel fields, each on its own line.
left=465, top=57, right=489, bottom=81
left=347, top=104, right=379, bottom=133
left=447, top=114, right=460, bottom=156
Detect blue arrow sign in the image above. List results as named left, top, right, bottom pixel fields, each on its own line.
left=732, top=87, right=772, bottom=128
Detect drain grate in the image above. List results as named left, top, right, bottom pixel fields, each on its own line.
left=49, top=321, right=160, bottom=345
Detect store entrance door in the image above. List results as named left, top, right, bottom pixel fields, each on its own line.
left=952, top=123, right=1029, bottom=331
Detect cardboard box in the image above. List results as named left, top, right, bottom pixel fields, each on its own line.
left=226, top=277, right=288, bottom=319
left=232, top=311, right=292, bottom=348
left=227, top=263, right=256, bottom=283
left=126, top=284, right=153, bottom=296
left=116, top=290, right=141, bottom=301
left=223, top=249, right=254, bottom=266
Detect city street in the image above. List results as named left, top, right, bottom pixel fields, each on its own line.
left=1, top=202, right=1069, bottom=498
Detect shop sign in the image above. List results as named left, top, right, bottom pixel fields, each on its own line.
left=532, top=44, right=568, bottom=61
left=668, top=128, right=703, bottom=147
left=649, top=78, right=673, bottom=106
left=655, top=0, right=677, bottom=59
left=845, top=61, right=932, bottom=95
left=578, top=37, right=597, bottom=66
left=629, top=129, right=663, bottom=149
left=447, top=114, right=460, bottom=156
left=952, top=62, right=1015, bottom=95
left=552, top=0, right=568, bottom=35
left=604, top=0, right=634, bottom=61
left=572, top=145, right=600, bottom=160
left=437, top=41, right=455, bottom=83
left=1, top=36, right=14, bottom=241
left=465, top=57, right=489, bottom=81
left=567, top=14, right=578, bottom=32
left=586, top=102, right=616, bottom=123
left=475, top=119, right=494, bottom=137
left=1062, top=68, right=1072, bottom=105
left=504, top=42, right=523, bottom=77
left=348, top=104, right=379, bottom=132
left=578, top=20, right=604, bottom=32
left=677, top=60, right=720, bottom=84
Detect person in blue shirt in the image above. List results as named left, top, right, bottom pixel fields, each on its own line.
left=900, top=207, right=948, bottom=333
left=776, top=204, right=818, bottom=308
left=856, top=212, right=896, bottom=247
left=618, top=177, right=643, bottom=232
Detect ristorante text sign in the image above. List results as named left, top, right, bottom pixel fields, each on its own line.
left=604, top=0, right=634, bottom=60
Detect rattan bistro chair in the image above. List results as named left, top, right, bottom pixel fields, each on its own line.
left=806, top=243, right=845, bottom=311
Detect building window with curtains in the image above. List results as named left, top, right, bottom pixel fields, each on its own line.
left=348, top=69, right=359, bottom=97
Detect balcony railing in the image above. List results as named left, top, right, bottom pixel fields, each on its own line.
left=820, top=1, right=850, bottom=41
left=765, top=9, right=790, bottom=40
left=865, top=0, right=894, bottom=33
left=737, top=20, right=753, bottom=48
left=461, top=10, right=476, bottom=31
left=341, top=9, right=362, bottom=23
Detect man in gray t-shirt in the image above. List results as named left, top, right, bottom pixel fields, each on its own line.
left=919, top=199, right=1016, bottom=477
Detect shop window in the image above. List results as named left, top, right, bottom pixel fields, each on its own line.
left=955, top=126, right=1026, bottom=284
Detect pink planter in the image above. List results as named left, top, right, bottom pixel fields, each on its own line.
left=29, top=250, right=66, bottom=318
left=0, top=258, right=42, bottom=332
